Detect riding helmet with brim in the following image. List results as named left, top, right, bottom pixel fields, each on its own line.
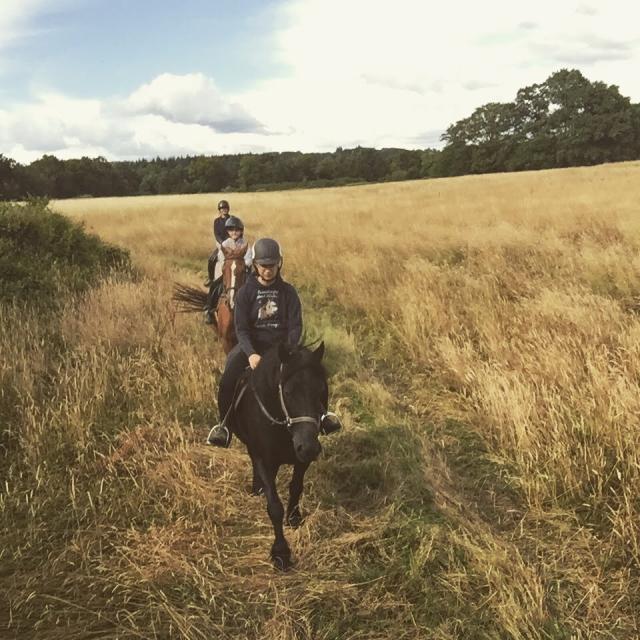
left=225, top=215, right=244, bottom=230
left=217, top=199, right=230, bottom=210
left=253, top=238, right=282, bottom=266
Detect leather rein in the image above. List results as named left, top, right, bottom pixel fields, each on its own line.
left=250, top=363, right=321, bottom=433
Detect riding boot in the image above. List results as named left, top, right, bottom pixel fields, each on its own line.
left=320, top=411, right=343, bottom=435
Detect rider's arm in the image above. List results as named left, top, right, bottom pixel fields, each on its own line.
left=234, top=288, right=258, bottom=357
left=285, top=286, right=303, bottom=347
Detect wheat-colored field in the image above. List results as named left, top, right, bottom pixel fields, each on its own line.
left=3, top=162, right=640, bottom=638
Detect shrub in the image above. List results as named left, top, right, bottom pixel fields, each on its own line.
left=0, top=199, right=131, bottom=306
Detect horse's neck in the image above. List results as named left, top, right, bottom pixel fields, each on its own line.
left=222, top=243, right=248, bottom=260
left=249, top=365, right=280, bottom=418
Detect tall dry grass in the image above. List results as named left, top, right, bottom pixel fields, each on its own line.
left=3, top=162, right=640, bottom=638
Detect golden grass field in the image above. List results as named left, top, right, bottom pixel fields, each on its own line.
left=4, top=162, right=640, bottom=638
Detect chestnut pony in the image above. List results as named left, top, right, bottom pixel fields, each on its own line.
left=172, top=244, right=249, bottom=354
left=215, top=244, right=249, bottom=353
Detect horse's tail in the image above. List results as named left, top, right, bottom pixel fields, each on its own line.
left=172, top=283, right=210, bottom=314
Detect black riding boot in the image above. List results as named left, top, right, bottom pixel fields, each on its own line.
left=206, top=345, right=248, bottom=448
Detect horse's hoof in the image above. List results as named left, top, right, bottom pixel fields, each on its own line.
left=272, top=554, right=294, bottom=572
left=286, top=508, right=304, bottom=528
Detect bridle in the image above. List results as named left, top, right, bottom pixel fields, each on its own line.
left=250, top=363, right=321, bottom=433
left=221, top=258, right=245, bottom=309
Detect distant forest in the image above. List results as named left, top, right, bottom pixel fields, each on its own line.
left=2, top=69, right=640, bottom=200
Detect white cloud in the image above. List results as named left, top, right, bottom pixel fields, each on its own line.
left=0, top=0, right=47, bottom=50
left=126, top=73, right=265, bottom=133
left=0, top=0, right=81, bottom=52
left=237, top=0, right=640, bottom=152
left=3, top=0, right=640, bottom=161
left=0, top=81, right=295, bottom=163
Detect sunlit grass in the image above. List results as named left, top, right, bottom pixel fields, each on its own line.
left=3, top=162, right=640, bottom=638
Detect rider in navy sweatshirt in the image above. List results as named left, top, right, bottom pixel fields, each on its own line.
left=235, top=271, right=302, bottom=356
left=207, top=237, right=341, bottom=447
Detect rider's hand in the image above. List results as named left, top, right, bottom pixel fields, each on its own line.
left=248, top=354, right=261, bottom=369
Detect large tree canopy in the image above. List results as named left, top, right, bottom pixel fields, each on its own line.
left=2, top=69, right=640, bottom=200
left=440, top=69, right=640, bottom=175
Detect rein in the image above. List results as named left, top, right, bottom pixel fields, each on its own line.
left=221, top=258, right=245, bottom=310
left=250, top=363, right=321, bottom=432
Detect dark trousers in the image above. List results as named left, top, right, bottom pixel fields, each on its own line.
left=207, top=252, right=217, bottom=281
left=206, top=276, right=223, bottom=311
left=218, top=344, right=249, bottom=422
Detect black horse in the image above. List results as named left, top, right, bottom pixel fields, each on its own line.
left=229, top=340, right=327, bottom=570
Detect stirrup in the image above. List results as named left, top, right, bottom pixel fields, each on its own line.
left=203, top=309, right=214, bottom=325
left=207, top=424, right=231, bottom=448
left=320, top=411, right=342, bottom=435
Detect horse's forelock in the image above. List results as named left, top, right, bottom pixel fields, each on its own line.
left=257, top=343, right=326, bottom=386
left=281, top=348, right=326, bottom=384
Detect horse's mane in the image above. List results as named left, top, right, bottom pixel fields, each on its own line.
left=221, top=244, right=249, bottom=260
left=253, top=342, right=326, bottom=394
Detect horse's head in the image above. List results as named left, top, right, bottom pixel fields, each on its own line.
left=276, top=341, right=327, bottom=464
left=220, top=244, right=249, bottom=309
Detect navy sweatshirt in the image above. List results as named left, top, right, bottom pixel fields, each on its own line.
left=213, top=214, right=230, bottom=244
left=234, top=273, right=303, bottom=356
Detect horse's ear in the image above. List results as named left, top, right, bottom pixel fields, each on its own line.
left=312, top=341, right=325, bottom=362
left=221, top=245, right=231, bottom=257
left=278, top=342, right=292, bottom=363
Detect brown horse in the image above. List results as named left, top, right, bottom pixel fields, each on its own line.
left=172, top=245, right=249, bottom=354
left=216, top=244, right=249, bottom=353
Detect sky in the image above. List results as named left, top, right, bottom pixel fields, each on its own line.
left=1, top=0, right=640, bottom=163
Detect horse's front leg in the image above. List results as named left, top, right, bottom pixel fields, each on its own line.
left=249, top=454, right=265, bottom=496
left=286, top=462, right=310, bottom=528
left=216, top=303, right=235, bottom=354
left=254, top=458, right=292, bottom=570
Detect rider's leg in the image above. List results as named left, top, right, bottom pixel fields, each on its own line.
left=205, top=252, right=217, bottom=286
left=207, top=345, right=249, bottom=447
left=203, top=276, right=223, bottom=324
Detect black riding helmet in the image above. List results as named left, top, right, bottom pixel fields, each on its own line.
left=253, top=237, right=283, bottom=267
left=224, top=215, right=244, bottom=231
left=217, top=199, right=230, bottom=211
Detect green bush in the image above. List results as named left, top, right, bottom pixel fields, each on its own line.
left=0, top=199, right=131, bottom=306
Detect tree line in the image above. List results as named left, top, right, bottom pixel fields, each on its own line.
left=2, top=69, right=640, bottom=200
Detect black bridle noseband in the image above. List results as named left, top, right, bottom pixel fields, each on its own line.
left=250, top=363, right=321, bottom=433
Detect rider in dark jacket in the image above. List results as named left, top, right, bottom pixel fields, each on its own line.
left=205, top=200, right=231, bottom=293
left=204, top=215, right=248, bottom=324
left=213, top=199, right=231, bottom=245
left=207, top=237, right=342, bottom=447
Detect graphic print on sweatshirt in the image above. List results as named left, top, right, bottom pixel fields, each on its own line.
left=255, top=289, right=281, bottom=328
